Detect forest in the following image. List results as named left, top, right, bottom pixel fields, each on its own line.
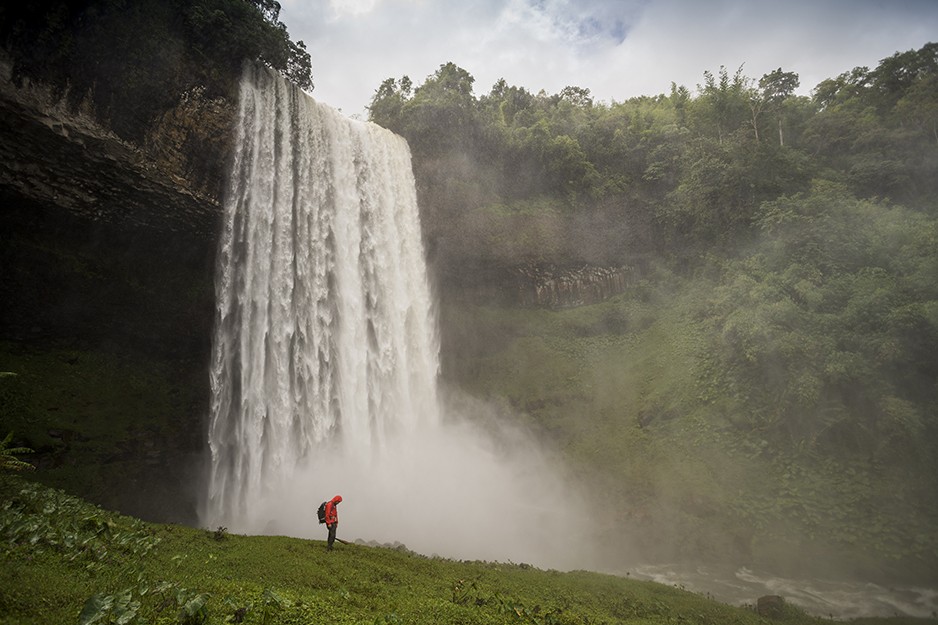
left=368, top=46, right=938, bottom=580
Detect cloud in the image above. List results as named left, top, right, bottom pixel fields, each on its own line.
left=327, top=0, right=380, bottom=18
left=279, top=0, right=938, bottom=117
left=497, top=0, right=640, bottom=48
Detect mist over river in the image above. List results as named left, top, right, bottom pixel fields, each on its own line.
left=630, top=563, right=938, bottom=619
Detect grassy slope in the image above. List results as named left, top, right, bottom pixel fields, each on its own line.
left=3, top=474, right=930, bottom=625
left=439, top=277, right=938, bottom=582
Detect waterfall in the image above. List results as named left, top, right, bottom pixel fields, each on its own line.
left=205, top=64, right=438, bottom=527
left=203, top=64, right=592, bottom=569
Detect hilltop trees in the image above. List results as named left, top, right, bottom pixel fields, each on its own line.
left=804, top=43, right=938, bottom=207
left=748, top=68, right=800, bottom=144
left=371, top=44, right=938, bottom=265
left=0, top=0, right=312, bottom=140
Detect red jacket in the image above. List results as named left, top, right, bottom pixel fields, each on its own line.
left=324, top=495, right=342, bottom=525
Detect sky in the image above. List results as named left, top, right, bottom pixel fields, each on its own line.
left=279, top=0, right=938, bottom=118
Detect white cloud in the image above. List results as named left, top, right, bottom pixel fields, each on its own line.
left=327, top=0, right=380, bottom=18
left=278, top=0, right=938, bottom=117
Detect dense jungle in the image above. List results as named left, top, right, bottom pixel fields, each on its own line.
left=1, top=0, right=936, bottom=602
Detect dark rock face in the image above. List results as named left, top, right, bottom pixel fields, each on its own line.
left=513, top=264, right=634, bottom=308
left=435, top=258, right=635, bottom=309
left=0, top=53, right=233, bottom=351
left=0, top=55, right=233, bottom=524
left=0, top=57, right=232, bottom=234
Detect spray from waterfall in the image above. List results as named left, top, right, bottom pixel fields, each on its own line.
left=203, top=64, right=594, bottom=569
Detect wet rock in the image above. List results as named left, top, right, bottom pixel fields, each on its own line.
left=513, top=263, right=634, bottom=308
left=757, top=594, right=785, bottom=618
left=0, top=53, right=227, bottom=235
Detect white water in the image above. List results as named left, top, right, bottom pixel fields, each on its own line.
left=631, top=564, right=938, bottom=619
left=202, top=65, right=591, bottom=569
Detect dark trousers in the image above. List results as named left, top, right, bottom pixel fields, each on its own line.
left=327, top=523, right=337, bottom=549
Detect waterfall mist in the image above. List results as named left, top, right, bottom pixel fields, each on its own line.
left=203, top=64, right=594, bottom=570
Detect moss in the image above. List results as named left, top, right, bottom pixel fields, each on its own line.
left=0, top=341, right=204, bottom=523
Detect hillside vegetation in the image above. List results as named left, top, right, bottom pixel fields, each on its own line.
left=2, top=474, right=932, bottom=625
left=371, top=46, right=938, bottom=581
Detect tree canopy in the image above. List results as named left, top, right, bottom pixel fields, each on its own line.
left=0, top=0, right=313, bottom=140
left=370, top=45, right=938, bottom=267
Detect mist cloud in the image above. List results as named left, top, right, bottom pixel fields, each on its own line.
left=234, top=389, right=599, bottom=570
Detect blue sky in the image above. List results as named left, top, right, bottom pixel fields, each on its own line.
left=279, top=0, right=938, bottom=118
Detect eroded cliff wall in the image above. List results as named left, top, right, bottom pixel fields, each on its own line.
left=0, top=53, right=236, bottom=523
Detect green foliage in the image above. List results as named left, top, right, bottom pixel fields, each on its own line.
left=0, top=0, right=312, bottom=140
left=690, top=64, right=751, bottom=144
left=697, top=184, right=938, bottom=456
left=0, top=341, right=205, bottom=517
left=78, top=590, right=140, bottom=625
left=398, top=62, right=481, bottom=157
left=369, top=43, right=938, bottom=277
left=1, top=429, right=34, bottom=472
left=3, top=474, right=868, bottom=625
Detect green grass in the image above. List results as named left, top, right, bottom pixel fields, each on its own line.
left=4, top=473, right=926, bottom=625
left=0, top=340, right=204, bottom=519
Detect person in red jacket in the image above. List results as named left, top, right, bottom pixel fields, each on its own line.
left=324, top=495, right=342, bottom=550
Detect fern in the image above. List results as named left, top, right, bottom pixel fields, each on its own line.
left=0, top=431, right=34, bottom=472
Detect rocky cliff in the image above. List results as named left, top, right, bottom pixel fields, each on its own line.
left=0, top=56, right=232, bottom=233
left=0, top=54, right=236, bottom=524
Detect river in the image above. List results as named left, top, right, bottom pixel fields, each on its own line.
left=629, top=563, right=938, bottom=619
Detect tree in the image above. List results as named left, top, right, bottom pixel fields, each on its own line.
left=747, top=68, right=799, bottom=144
left=558, top=86, right=593, bottom=107
left=811, top=66, right=871, bottom=111
left=483, top=79, right=536, bottom=128
left=401, top=62, right=479, bottom=156
left=368, top=76, right=412, bottom=132
left=692, top=65, right=749, bottom=144
left=868, top=42, right=938, bottom=114
left=895, top=73, right=938, bottom=144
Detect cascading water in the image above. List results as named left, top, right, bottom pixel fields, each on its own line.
left=206, top=61, right=438, bottom=524
left=203, top=64, right=591, bottom=568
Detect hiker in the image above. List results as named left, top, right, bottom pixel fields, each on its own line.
left=324, top=495, right=342, bottom=550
